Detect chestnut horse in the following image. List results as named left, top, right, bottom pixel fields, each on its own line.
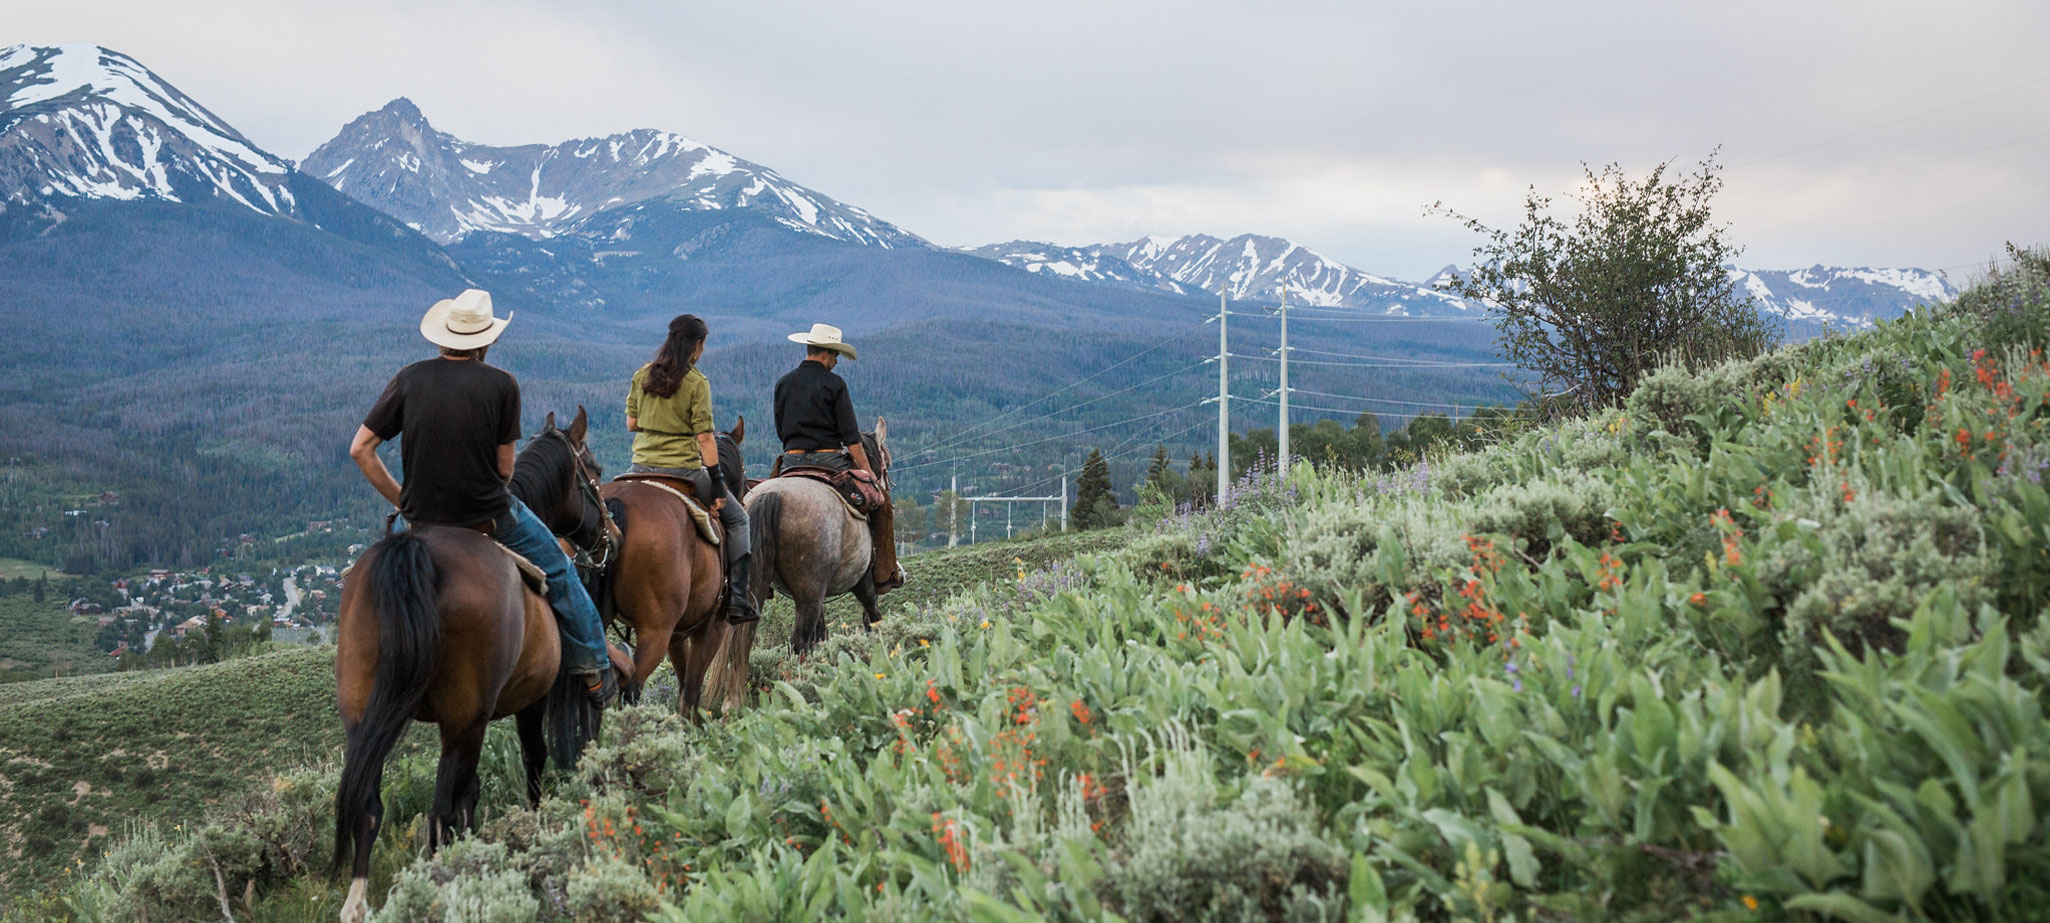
left=589, top=417, right=749, bottom=716
left=332, top=409, right=620, bottom=923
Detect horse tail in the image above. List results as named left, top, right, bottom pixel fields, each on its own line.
left=748, top=490, right=781, bottom=605
left=332, top=530, right=441, bottom=879
left=545, top=661, right=599, bottom=772
left=704, top=489, right=780, bottom=712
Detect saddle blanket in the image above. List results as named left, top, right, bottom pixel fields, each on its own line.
left=610, top=474, right=722, bottom=546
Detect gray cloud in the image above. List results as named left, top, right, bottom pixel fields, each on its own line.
left=12, top=0, right=2049, bottom=278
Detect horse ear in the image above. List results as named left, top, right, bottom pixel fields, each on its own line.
left=569, top=406, right=588, bottom=443
left=873, top=417, right=888, bottom=447
left=730, top=414, right=746, bottom=445
left=543, top=411, right=557, bottom=433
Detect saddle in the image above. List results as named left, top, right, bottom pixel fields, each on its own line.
left=610, top=473, right=722, bottom=547
left=775, top=465, right=885, bottom=521
left=349, top=521, right=551, bottom=598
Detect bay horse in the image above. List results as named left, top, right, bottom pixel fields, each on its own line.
left=332, top=408, right=622, bottom=923
left=589, top=416, right=750, bottom=717
left=705, top=419, right=893, bottom=712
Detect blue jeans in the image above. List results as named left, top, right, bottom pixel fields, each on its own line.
left=498, top=497, right=609, bottom=673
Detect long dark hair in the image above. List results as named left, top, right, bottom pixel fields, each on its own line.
left=643, top=314, right=708, bottom=399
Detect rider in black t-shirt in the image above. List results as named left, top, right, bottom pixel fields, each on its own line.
left=349, top=289, right=617, bottom=707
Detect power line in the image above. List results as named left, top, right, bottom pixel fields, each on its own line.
left=906, top=316, right=1208, bottom=459
left=1284, top=344, right=1517, bottom=366
left=893, top=399, right=1209, bottom=473
left=1234, top=353, right=1519, bottom=369
left=1744, top=73, right=2050, bottom=166
left=907, top=359, right=1208, bottom=460
left=1240, top=395, right=1461, bottom=421
left=1284, top=387, right=1502, bottom=410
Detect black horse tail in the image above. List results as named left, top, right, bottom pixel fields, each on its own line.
left=332, top=530, right=441, bottom=879
left=545, top=659, right=599, bottom=772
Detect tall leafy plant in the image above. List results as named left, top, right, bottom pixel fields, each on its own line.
left=1435, top=154, right=1777, bottom=411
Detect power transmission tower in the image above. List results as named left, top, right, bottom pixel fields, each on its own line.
left=1210, top=289, right=1229, bottom=502
left=1277, top=285, right=1291, bottom=475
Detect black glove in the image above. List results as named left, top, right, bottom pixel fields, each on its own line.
left=703, top=465, right=727, bottom=502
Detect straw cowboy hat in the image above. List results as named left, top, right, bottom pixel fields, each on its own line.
left=787, top=322, right=857, bottom=359
left=420, top=289, right=511, bottom=350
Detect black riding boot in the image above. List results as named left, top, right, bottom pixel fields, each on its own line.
left=725, top=554, right=761, bottom=624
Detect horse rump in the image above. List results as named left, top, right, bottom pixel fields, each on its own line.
left=332, top=530, right=442, bottom=879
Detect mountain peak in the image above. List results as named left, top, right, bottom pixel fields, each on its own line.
left=1, top=43, right=294, bottom=214
left=302, top=104, right=923, bottom=248
left=375, top=97, right=424, bottom=121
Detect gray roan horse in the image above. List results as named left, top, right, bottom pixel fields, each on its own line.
left=705, top=420, right=892, bottom=711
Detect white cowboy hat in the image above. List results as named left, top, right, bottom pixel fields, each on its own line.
left=419, top=289, right=511, bottom=350
left=787, top=322, right=857, bottom=359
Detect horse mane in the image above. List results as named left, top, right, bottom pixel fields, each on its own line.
left=510, top=429, right=572, bottom=517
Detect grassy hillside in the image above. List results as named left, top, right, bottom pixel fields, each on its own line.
left=0, top=530, right=1117, bottom=909
left=20, top=255, right=2050, bottom=921
left=0, top=596, right=114, bottom=681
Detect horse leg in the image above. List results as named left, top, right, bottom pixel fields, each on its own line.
left=677, top=620, right=730, bottom=720
left=851, top=573, right=883, bottom=632
left=337, top=760, right=384, bottom=923
left=428, top=720, right=487, bottom=852
left=515, top=704, right=547, bottom=806
left=792, top=590, right=830, bottom=657
left=630, top=621, right=676, bottom=708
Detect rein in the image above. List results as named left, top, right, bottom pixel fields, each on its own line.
left=550, top=429, right=619, bottom=578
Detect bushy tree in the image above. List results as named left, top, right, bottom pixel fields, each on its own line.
left=1435, top=153, right=1777, bottom=411
left=1071, top=449, right=1119, bottom=530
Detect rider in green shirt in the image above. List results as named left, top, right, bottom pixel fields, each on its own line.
left=624, top=315, right=758, bottom=623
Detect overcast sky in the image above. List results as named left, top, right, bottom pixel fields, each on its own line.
left=13, top=0, right=2050, bottom=279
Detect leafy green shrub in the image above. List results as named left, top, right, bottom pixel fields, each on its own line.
left=1104, top=742, right=1348, bottom=922
left=1468, top=471, right=1614, bottom=555
left=563, top=854, right=663, bottom=922
left=1767, top=486, right=1991, bottom=666
left=370, top=839, right=540, bottom=923
left=1953, top=243, right=2050, bottom=349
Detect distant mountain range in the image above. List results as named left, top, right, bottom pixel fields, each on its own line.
left=971, top=237, right=1957, bottom=330
left=0, top=41, right=1967, bottom=568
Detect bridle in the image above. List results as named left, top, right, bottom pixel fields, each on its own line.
left=549, top=428, right=619, bottom=577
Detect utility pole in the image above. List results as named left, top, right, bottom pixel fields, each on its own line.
left=1216, top=289, right=1229, bottom=502
left=1060, top=456, right=1070, bottom=531
left=948, top=470, right=959, bottom=548
left=1277, top=285, right=1291, bottom=476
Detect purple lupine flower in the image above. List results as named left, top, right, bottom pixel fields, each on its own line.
left=1511, top=678, right=1523, bottom=693
left=1571, top=685, right=1581, bottom=698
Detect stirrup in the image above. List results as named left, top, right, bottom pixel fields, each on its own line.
left=581, top=666, right=619, bottom=709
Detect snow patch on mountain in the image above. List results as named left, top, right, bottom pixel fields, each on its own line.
left=972, top=233, right=1474, bottom=315
left=1729, top=265, right=1955, bottom=329
left=0, top=43, right=294, bottom=214
left=302, top=100, right=923, bottom=248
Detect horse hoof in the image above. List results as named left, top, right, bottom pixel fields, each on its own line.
left=340, top=877, right=369, bottom=923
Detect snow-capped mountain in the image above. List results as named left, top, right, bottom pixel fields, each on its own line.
left=963, top=240, right=1196, bottom=296
left=302, top=99, right=924, bottom=249
left=0, top=43, right=296, bottom=216
left=974, top=233, right=1476, bottom=314
left=1729, top=265, right=1955, bottom=330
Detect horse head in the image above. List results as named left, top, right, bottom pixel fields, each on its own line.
left=517, top=407, right=608, bottom=551
left=717, top=414, right=749, bottom=502
left=864, top=416, right=892, bottom=491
